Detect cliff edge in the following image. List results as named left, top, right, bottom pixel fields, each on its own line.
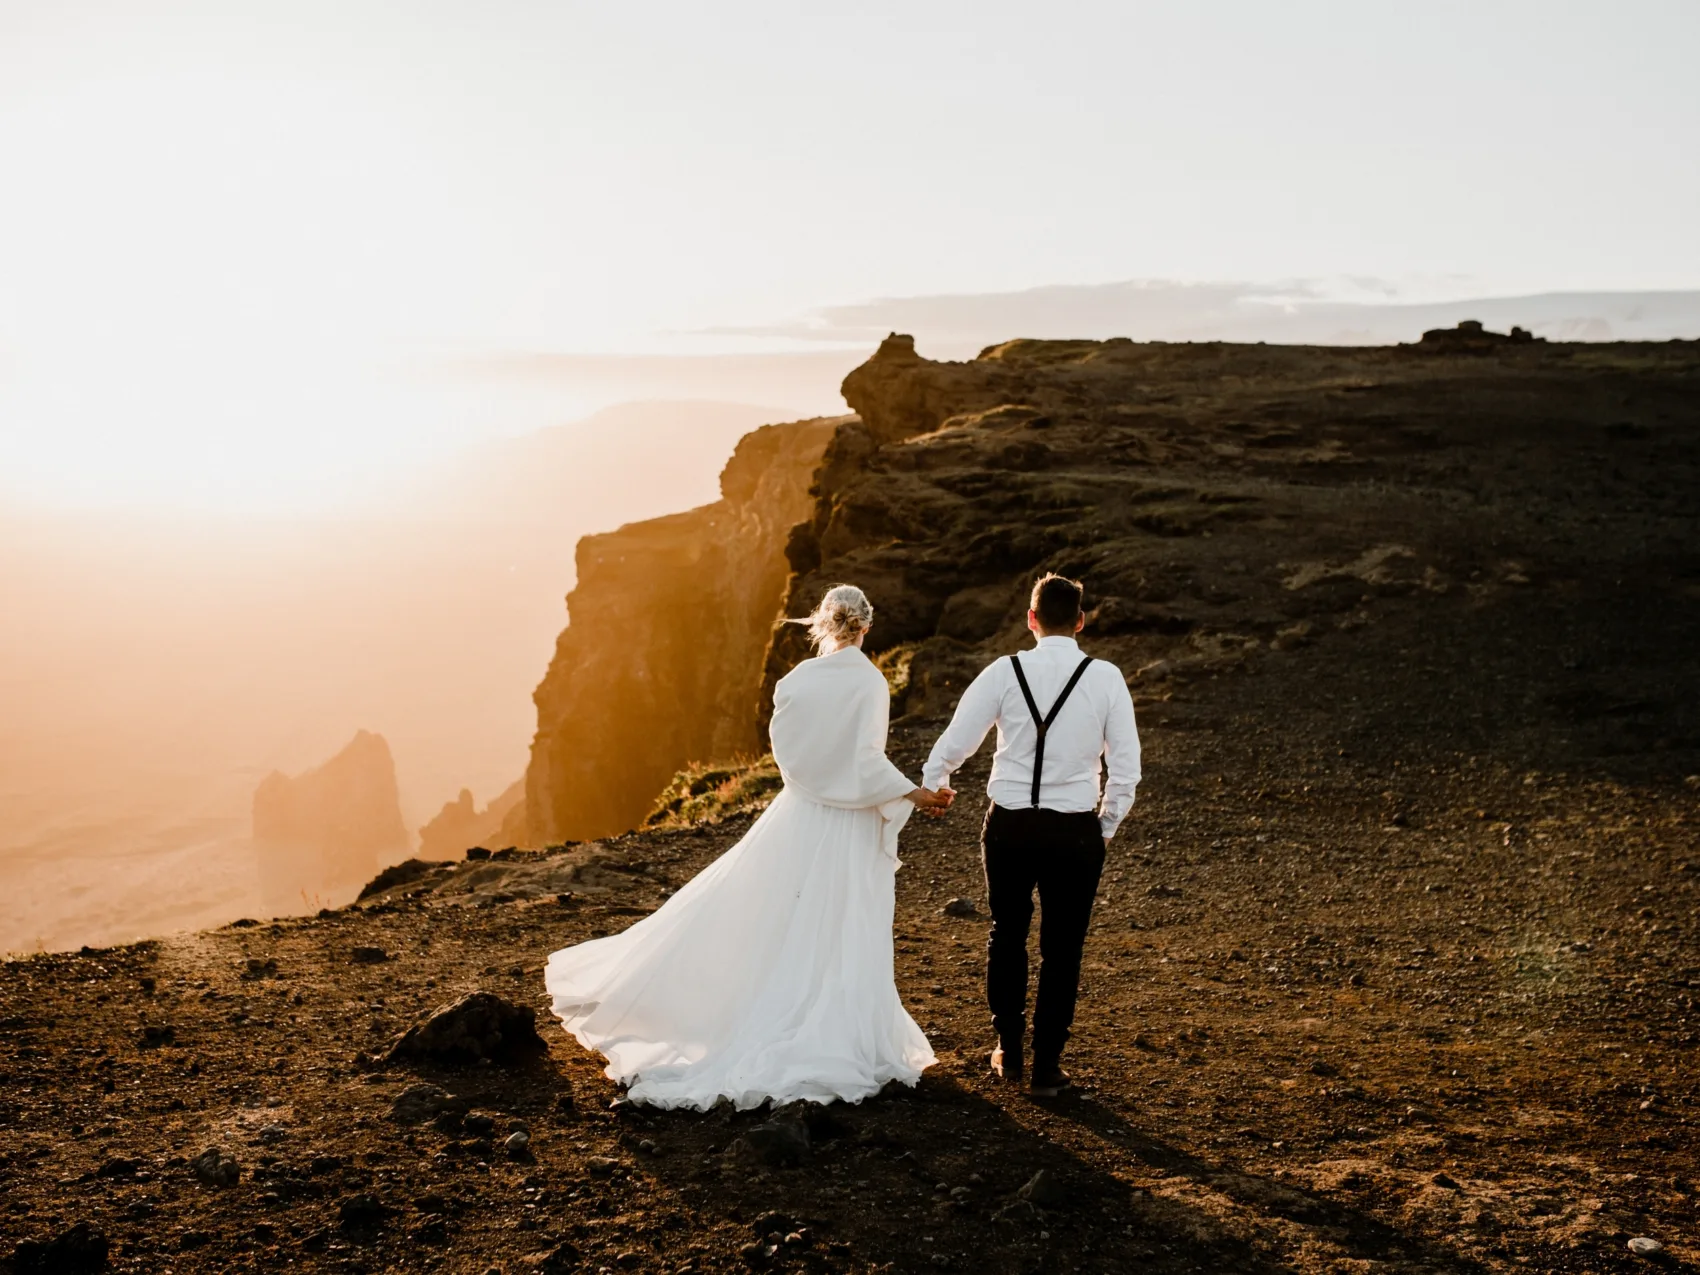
left=518, top=417, right=841, bottom=844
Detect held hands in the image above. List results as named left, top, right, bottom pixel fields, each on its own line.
left=906, top=785, right=956, bottom=816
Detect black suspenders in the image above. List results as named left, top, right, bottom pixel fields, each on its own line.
left=1009, top=654, right=1094, bottom=808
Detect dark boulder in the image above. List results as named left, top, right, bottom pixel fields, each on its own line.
left=190, top=1147, right=241, bottom=1187
left=384, top=992, right=548, bottom=1066
left=11, top=1222, right=109, bottom=1273
left=338, top=1193, right=390, bottom=1235
left=357, top=858, right=439, bottom=900
left=737, top=1111, right=811, bottom=1166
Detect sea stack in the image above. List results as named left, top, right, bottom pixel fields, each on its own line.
left=252, top=730, right=410, bottom=911
left=417, top=779, right=524, bottom=860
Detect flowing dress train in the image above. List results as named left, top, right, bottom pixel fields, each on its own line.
left=542, top=644, right=935, bottom=1110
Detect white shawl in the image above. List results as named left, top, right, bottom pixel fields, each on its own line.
left=769, top=645, right=915, bottom=857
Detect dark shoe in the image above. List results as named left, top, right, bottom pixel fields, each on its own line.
left=1029, top=1062, right=1072, bottom=1098
left=990, top=1043, right=1024, bottom=1083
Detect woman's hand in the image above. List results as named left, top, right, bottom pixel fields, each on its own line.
left=906, top=786, right=955, bottom=815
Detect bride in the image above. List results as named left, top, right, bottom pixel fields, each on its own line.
left=543, top=584, right=953, bottom=1110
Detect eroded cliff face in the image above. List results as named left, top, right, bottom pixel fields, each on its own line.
left=519, top=417, right=842, bottom=844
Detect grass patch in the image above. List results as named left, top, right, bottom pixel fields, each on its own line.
left=645, top=755, right=784, bottom=829
left=874, top=642, right=920, bottom=705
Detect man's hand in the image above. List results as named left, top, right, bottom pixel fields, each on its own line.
left=926, top=786, right=956, bottom=817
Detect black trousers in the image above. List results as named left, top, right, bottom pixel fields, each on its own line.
left=982, top=803, right=1105, bottom=1064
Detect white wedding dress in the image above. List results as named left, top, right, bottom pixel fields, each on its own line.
left=543, top=644, right=936, bottom=1110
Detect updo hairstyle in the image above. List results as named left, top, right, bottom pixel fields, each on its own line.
left=794, top=583, right=874, bottom=652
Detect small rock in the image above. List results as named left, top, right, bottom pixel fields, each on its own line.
left=1628, top=1237, right=1664, bottom=1257
left=10, top=1221, right=109, bottom=1274
left=586, top=1156, right=619, bottom=1177
left=1431, top=1172, right=1460, bottom=1190
left=390, top=1083, right=468, bottom=1126
left=522, top=1241, right=581, bottom=1273
left=351, top=946, right=390, bottom=965
left=1308, top=1060, right=1340, bottom=1078
left=740, top=1114, right=811, bottom=1166
left=411, top=1215, right=450, bottom=1245
left=505, top=1131, right=531, bottom=1157
left=940, top=897, right=979, bottom=917
left=750, top=1211, right=795, bottom=1236
left=338, top=1193, right=389, bottom=1233
left=135, top=1024, right=177, bottom=1049
left=94, top=1157, right=139, bottom=1178
left=1018, top=1168, right=1069, bottom=1209
left=190, top=1147, right=241, bottom=1187
left=1147, top=884, right=1183, bottom=898
left=255, top=1123, right=288, bottom=1144
left=385, top=992, right=548, bottom=1066
left=465, top=1112, right=497, bottom=1136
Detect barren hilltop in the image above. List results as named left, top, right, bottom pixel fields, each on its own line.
left=3, top=328, right=1698, bottom=1274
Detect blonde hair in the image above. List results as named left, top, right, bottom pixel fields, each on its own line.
left=792, top=583, right=874, bottom=652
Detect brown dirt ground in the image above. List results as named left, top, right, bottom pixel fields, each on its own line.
left=3, top=618, right=1696, bottom=1274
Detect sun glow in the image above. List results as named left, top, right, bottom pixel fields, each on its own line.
left=0, top=67, right=455, bottom=509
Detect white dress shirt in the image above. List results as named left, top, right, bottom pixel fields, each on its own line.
left=922, top=635, right=1141, bottom=840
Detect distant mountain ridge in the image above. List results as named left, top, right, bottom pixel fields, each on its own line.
left=708, top=285, right=1700, bottom=355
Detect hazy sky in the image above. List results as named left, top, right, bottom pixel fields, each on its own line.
left=1, top=0, right=1696, bottom=507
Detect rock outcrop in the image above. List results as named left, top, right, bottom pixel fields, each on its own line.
left=252, top=730, right=410, bottom=911
left=518, top=417, right=841, bottom=844
left=417, top=780, right=523, bottom=860
left=384, top=991, right=548, bottom=1066
left=766, top=331, right=1700, bottom=749
left=520, top=331, right=1700, bottom=843
left=1417, top=318, right=1544, bottom=351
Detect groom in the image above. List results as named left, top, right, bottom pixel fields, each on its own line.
left=923, top=573, right=1141, bottom=1096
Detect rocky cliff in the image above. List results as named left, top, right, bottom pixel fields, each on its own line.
left=520, top=327, right=1700, bottom=844
left=518, top=417, right=841, bottom=844
left=764, top=327, right=1700, bottom=776
left=251, top=730, right=411, bottom=910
